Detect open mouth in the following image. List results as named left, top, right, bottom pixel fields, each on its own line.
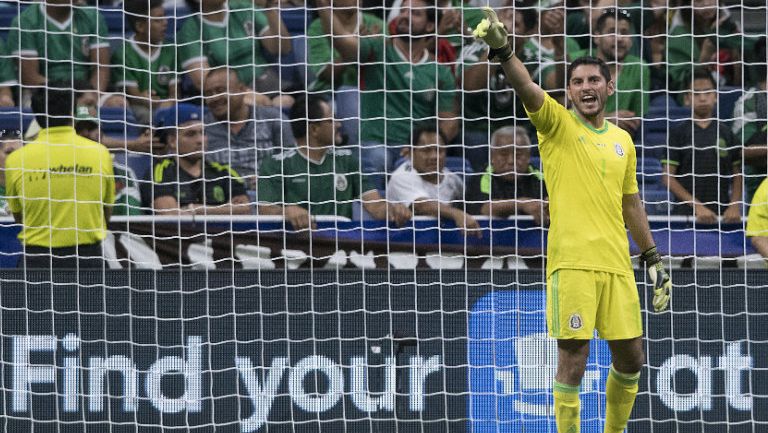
left=581, top=95, right=597, bottom=103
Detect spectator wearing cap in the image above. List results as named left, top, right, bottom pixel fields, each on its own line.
left=4, top=85, right=114, bottom=268
left=203, top=68, right=295, bottom=193
left=148, top=103, right=251, bottom=216
left=0, top=129, right=22, bottom=215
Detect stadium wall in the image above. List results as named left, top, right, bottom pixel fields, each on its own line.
left=0, top=270, right=765, bottom=432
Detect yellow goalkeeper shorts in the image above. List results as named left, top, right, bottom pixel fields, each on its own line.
left=546, top=269, right=643, bottom=340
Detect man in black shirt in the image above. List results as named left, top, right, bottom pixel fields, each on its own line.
left=149, top=103, right=251, bottom=215
left=662, top=68, right=742, bottom=224
left=466, top=126, right=548, bottom=225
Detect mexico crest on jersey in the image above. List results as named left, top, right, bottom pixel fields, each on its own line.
left=335, top=174, right=348, bottom=192
left=569, top=313, right=583, bottom=330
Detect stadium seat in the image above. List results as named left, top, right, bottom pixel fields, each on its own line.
left=718, top=85, right=743, bottom=122
left=0, top=107, right=34, bottom=135
left=99, top=106, right=143, bottom=140
left=641, top=102, right=690, bottom=159
left=636, top=157, right=663, bottom=186
left=112, top=151, right=153, bottom=181
left=529, top=156, right=541, bottom=171
left=641, top=185, right=670, bottom=215
left=281, top=8, right=316, bottom=35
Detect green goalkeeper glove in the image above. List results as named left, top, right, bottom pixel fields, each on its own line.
left=640, top=247, right=672, bottom=312
left=472, top=7, right=513, bottom=62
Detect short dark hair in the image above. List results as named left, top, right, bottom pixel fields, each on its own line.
left=125, top=0, right=163, bottom=33
left=516, top=0, right=537, bottom=31
left=690, top=67, right=717, bottom=90
left=411, top=120, right=446, bottom=147
left=72, top=79, right=96, bottom=105
left=567, top=56, right=612, bottom=84
left=419, top=0, right=437, bottom=25
left=595, top=7, right=633, bottom=33
left=290, top=94, right=330, bottom=139
left=31, top=83, right=74, bottom=128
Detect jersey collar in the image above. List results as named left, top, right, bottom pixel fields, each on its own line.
left=129, top=36, right=162, bottom=62
left=297, top=146, right=329, bottom=166
left=570, top=110, right=609, bottom=134
left=40, top=3, right=73, bottom=31
left=392, top=41, right=429, bottom=65
left=202, top=8, right=228, bottom=27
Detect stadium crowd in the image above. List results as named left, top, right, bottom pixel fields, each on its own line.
left=0, top=0, right=767, bottom=263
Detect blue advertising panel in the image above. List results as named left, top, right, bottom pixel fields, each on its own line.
left=469, top=289, right=612, bottom=432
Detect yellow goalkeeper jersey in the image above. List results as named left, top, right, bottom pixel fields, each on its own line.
left=526, top=93, right=638, bottom=277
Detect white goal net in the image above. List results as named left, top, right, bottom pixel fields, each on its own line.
left=0, top=0, right=765, bottom=431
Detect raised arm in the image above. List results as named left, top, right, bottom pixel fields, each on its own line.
left=473, top=8, right=545, bottom=112
left=259, top=0, right=292, bottom=56
left=316, top=0, right=359, bottom=63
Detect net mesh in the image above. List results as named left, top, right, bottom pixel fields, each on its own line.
left=0, top=0, right=766, bottom=431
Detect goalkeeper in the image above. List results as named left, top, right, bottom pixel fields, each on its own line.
left=474, top=8, right=672, bottom=433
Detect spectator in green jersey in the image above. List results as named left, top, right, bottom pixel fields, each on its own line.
left=8, top=0, right=111, bottom=92
left=308, top=0, right=386, bottom=146
left=570, top=8, right=650, bottom=136
left=667, top=0, right=750, bottom=92
left=318, top=0, right=458, bottom=188
left=177, top=0, right=292, bottom=99
left=732, top=37, right=767, bottom=204
left=258, top=95, right=411, bottom=230
left=0, top=37, right=17, bottom=107
left=307, top=0, right=385, bottom=92
left=112, top=0, right=178, bottom=125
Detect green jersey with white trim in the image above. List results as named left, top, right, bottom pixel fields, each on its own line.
left=177, top=0, right=270, bottom=85
left=0, top=37, right=17, bottom=86
left=358, top=37, right=456, bottom=145
left=8, top=3, right=108, bottom=83
left=111, top=37, right=177, bottom=100
left=258, top=148, right=373, bottom=219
